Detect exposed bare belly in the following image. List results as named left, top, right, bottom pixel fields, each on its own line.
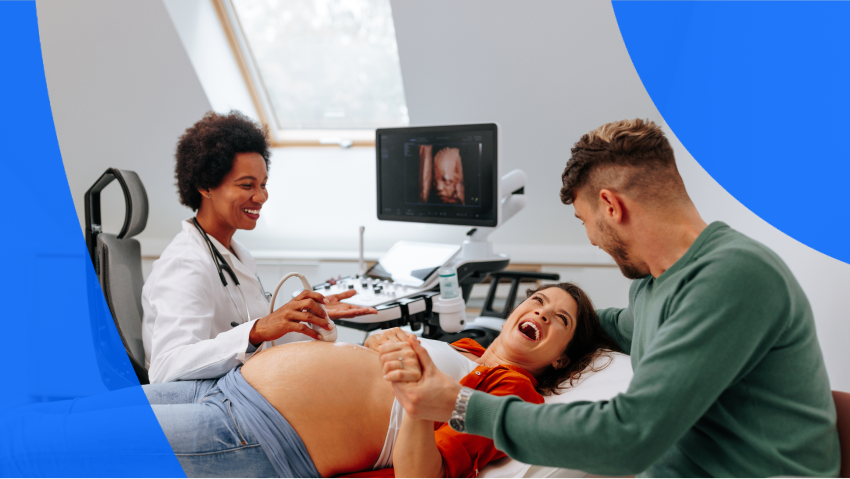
left=241, top=341, right=394, bottom=478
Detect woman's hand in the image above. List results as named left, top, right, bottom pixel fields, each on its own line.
left=364, top=327, right=410, bottom=352
left=323, top=289, right=378, bottom=319
left=381, top=335, right=447, bottom=477
left=249, top=290, right=334, bottom=345
left=381, top=336, right=460, bottom=422
left=379, top=334, right=423, bottom=382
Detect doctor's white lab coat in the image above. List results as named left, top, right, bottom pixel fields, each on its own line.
left=142, top=219, right=310, bottom=383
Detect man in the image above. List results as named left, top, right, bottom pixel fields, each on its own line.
left=381, top=119, right=840, bottom=476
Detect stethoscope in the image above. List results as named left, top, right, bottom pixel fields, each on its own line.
left=191, top=217, right=271, bottom=328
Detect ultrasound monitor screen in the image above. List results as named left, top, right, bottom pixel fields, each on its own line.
left=376, top=123, right=497, bottom=227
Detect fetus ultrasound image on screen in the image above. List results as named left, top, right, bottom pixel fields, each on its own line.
left=377, top=124, right=496, bottom=226
left=407, top=143, right=481, bottom=206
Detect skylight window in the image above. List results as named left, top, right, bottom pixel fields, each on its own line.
left=216, top=0, right=409, bottom=146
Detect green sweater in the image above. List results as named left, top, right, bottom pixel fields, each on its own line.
left=467, top=222, right=839, bottom=477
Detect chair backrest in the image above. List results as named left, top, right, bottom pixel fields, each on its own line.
left=85, top=169, right=150, bottom=387
left=835, top=390, right=850, bottom=478
left=98, top=233, right=149, bottom=384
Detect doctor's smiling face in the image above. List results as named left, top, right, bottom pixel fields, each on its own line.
left=199, top=152, right=268, bottom=238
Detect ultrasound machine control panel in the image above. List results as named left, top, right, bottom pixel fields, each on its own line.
left=315, top=241, right=460, bottom=308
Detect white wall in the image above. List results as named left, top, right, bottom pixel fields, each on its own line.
left=390, top=0, right=850, bottom=390
left=40, top=0, right=848, bottom=389
left=392, top=0, right=656, bottom=249
left=161, top=0, right=258, bottom=122
left=37, top=0, right=212, bottom=256
left=42, top=0, right=616, bottom=264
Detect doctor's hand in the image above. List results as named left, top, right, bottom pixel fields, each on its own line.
left=324, top=289, right=378, bottom=319
left=380, top=335, right=460, bottom=423
left=249, top=290, right=334, bottom=345
left=365, top=327, right=411, bottom=352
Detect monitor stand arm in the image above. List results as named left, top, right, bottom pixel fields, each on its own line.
left=458, top=169, right=527, bottom=261
left=460, top=227, right=496, bottom=259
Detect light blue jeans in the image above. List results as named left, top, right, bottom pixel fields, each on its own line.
left=0, top=381, right=278, bottom=477
left=143, top=380, right=279, bottom=477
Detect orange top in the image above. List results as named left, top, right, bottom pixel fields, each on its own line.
left=342, top=338, right=544, bottom=478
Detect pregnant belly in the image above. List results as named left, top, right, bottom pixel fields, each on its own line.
left=241, top=341, right=395, bottom=477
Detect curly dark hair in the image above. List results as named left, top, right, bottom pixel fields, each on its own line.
left=522, top=282, right=622, bottom=396
left=559, top=119, right=686, bottom=208
left=175, top=111, right=271, bottom=211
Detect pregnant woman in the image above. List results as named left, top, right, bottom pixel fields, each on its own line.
left=146, top=282, right=619, bottom=477
left=0, top=283, right=618, bottom=478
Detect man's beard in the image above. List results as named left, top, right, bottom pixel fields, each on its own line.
left=597, top=219, right=645, bottom=279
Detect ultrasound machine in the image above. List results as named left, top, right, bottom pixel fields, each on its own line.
left=300, top=123, right=559, bottom=347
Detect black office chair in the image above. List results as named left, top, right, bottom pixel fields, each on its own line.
left=85, top=169, right=150, bottom=388
left=478, top=270, right=562, bottom=318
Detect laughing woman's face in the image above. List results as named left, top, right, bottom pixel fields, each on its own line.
left=498, top=288, right=578, bottom=374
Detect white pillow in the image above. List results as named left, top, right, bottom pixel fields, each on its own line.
left=479, top=352, right=633, bottom=478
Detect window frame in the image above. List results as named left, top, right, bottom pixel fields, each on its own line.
left=212, top=0, right=389, bottom=147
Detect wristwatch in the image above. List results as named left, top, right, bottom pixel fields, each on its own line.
left=448, top=386, right=475, bottom=433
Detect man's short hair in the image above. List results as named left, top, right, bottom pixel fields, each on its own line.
left=560, top=119, right=687, bottom=207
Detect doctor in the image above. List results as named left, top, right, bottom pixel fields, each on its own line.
left=142, top=111, right=376, bottom=384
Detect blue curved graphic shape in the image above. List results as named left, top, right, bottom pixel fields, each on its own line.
left=0, top=3, right=183, bottom=476
left=613, top=1, right=850, bottom=265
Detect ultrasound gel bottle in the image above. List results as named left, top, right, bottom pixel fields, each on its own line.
left=438, top=266, right=460, bottom=299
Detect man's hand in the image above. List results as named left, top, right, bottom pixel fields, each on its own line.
left=380, top=335, right=461, bottom=422
left=324, top=289, right=377, bottom=319
left=364, top=327, right=410, bottom=352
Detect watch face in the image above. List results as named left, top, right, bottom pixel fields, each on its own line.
left=449, top=417, right=465, bottom=433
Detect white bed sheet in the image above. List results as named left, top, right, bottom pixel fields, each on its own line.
left=479, top=352, right=634, bottom=478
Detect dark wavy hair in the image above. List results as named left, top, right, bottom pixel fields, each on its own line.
left=521, top=282, right=621, bottom=396
left=175, top=111, right=270, bottom=211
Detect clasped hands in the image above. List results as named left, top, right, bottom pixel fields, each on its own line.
left=369, top=328, right=462, bottom=423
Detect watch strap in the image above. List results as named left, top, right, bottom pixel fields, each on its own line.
left=449, top=386, right=475, bottom=433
